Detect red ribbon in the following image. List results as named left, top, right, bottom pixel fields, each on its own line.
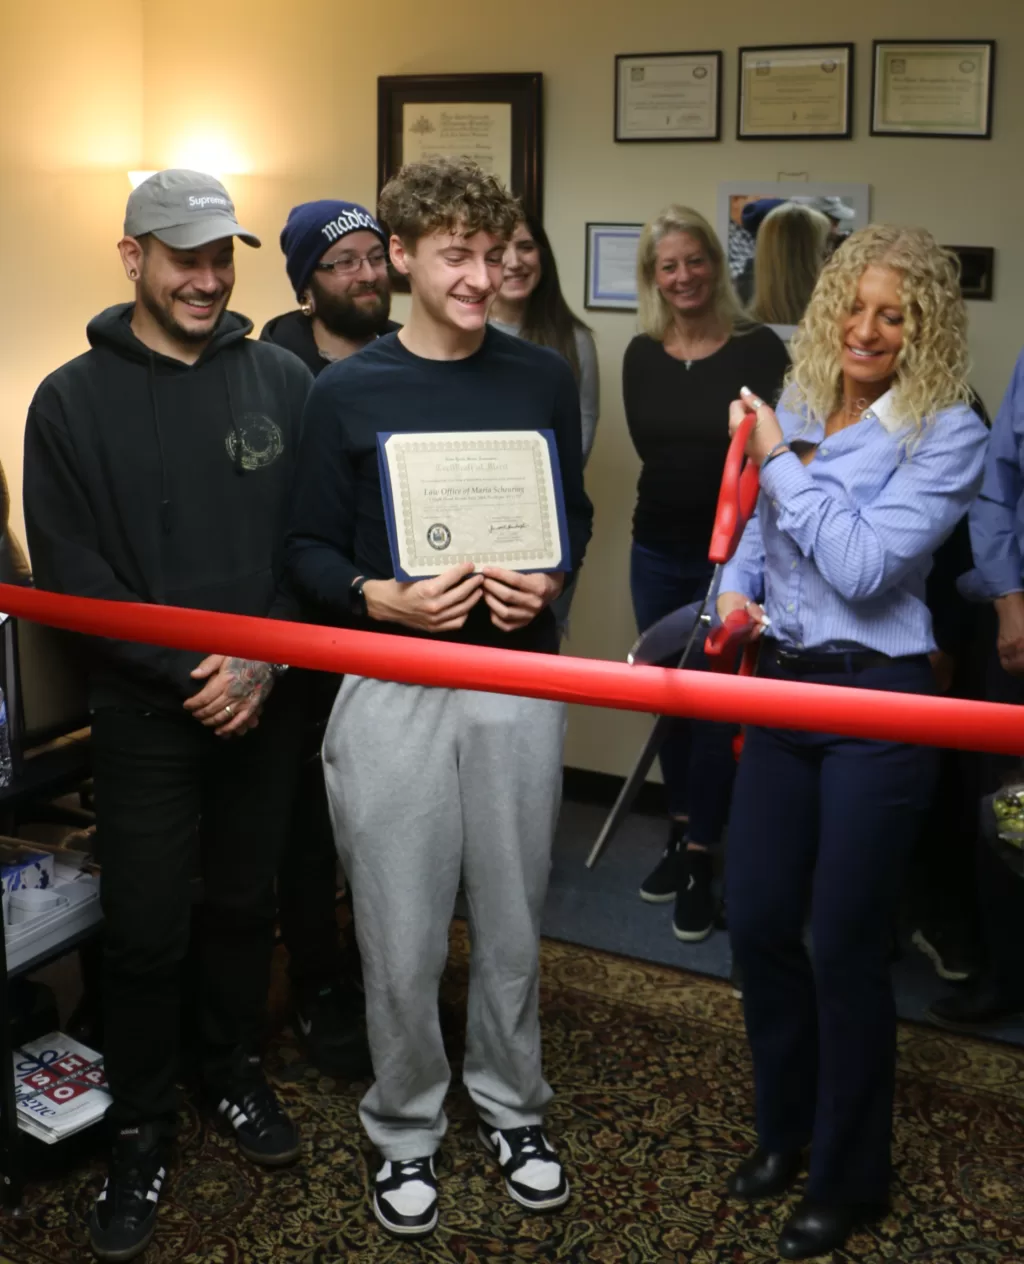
left=1, top=583, right=1022, bottom=756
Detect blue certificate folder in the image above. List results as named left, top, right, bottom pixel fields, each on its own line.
left=376, top=429, right=571, bottom=582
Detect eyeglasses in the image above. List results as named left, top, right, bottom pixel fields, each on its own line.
left=315, top=250, right=389, bottom=276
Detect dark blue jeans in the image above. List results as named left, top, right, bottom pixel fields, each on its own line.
left=629, top=541, right=737, bottom=841
left=726, top=654, right=938, bottom=1204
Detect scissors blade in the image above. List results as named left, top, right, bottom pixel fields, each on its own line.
left=627, top=600, right=704, bottom=666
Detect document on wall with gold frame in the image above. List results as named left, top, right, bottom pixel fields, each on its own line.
left=377, top=74, right=542, bottom=217
left=614, top=51, right=722, bottom=142
left=737, top=44, right=853, bottom=140
left=871, top=41, right=995, bottom=139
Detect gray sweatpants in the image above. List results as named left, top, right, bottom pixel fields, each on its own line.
left=322, top=676, right=566, bottom=1159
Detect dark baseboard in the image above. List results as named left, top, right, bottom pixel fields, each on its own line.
left=562, top=766, right=667, bottom=818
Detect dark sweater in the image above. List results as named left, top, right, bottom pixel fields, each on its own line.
left=23, top=303, right=313, bottom=711
left=623, top=327, right=789, bottom=559
left=259, top=309, right=401, bottom=378
left=286, top=326, right=593, bottom=654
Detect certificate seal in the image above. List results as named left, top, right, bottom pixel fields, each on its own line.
left=426, top=523, right=452, bottom=551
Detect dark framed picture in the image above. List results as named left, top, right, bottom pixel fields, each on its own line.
left=737, top=44, right=853, bottom=140
left=871, top=41, right=995, bottom=138
left=377, top=73, right=543, bottom=218
left=946, top=246, right=995, bottom=300
left=584, top=222, right=643, bottom=311
left=614, top=51, right=721, bottom=142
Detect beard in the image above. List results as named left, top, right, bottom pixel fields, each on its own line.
left=138, top=276, right=229, bottom=345
left=309, top=275, right=392, bottom=340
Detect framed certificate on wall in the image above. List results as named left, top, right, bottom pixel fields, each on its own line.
left=584, top=223, right=643, bottom=311
left=615, top=51, right=722, bottom=142
left=738, top=44, right=854, bottom=140
left=871, top=41, right=995, bottom=138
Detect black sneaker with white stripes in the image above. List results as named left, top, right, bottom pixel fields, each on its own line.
left=372, top=1155, right=439, bottom=1238
left=211, top=1055, right=300, bottom=1166
left=89, top=1123, right=169, bottom=1262
left=478, top=1123, right=570, bottom=1211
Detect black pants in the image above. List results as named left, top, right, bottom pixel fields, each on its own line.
left=92, top=680, right=302, bottom=1128
left=276, top=670, right=346, bottom=989
left=727, top=656, right=937, bottom=1204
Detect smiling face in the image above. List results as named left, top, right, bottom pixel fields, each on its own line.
left=307, top=228, right=392, bottom=339
left=498, top=222, right=542, bottom=304
left=133, top=235, right=235, bottom=348
left=392, top=224, right=506, bottom=335
left=653, top=230, right=716, bottom=319
left=841, top=264, right=905, bottom=394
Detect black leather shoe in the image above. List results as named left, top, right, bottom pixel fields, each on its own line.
left=927, top=981, right=1024, bottom=1031
left=777, top=1199, right=886, bottom=1259
left=726, top=1148, right=801, bottom=1200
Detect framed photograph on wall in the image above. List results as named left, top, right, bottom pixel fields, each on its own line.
left=614, top=51, right=722, bottom=142
left=377, top=73, right=543, bottom=217
left=871, top=41, right=995, bottom=138
left=737, top=44, right=853, bottom=140
left=585, top=223, right=643, bottom=311
left=946, top=245, right=995, bottom=300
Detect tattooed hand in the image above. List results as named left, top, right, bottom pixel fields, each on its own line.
left=183, top=655, right=275, bottom=738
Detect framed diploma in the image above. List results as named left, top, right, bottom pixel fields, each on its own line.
left=614, top=51, right=722, bottom=142
left=377, top=73, right=542, bottom=217
left=871, top=41, right=995, bottom=139
left=738, top=44, right=853, bottom=140
left=377, top=430, right=569, bottom=581
left=585, top=222, right=643, bottom=312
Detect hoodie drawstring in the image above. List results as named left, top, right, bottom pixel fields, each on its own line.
left=147, top=353, right=173, bottom=535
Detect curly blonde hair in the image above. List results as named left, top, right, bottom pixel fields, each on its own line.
left=636, top=205, right=751, bottom=341
left=377, top=155, right=521, bottom=246
left=786, top=224, right=972, bottom=431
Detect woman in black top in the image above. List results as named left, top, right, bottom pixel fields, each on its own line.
left=625, top=204, right=789, bottom=941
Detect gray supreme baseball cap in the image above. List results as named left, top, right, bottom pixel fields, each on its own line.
left=124, top=169, right=261, bottom=249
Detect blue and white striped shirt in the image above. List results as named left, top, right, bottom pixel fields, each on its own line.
left=720, top=390, right=988, bottom=656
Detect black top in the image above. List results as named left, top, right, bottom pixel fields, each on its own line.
left=23, top=304, right=313, bottom=711
left=285, top=326, right=594, bottom=655
left=260, top=309, right=401, bottom=377
left=623, top=326, right=789, bottom=559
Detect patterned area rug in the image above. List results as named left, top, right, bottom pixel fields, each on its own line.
left=2, top=925, right=1023, bottom=1263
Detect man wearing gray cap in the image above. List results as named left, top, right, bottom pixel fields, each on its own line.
left=23, top=170, right=313, bottom=1261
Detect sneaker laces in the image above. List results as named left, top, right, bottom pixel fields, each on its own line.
left=510, top=1125, right=549, bottom=1161
left=396, top=1157, right=433, bottom=1182
left=232, top=1079, right=287, bottom=1135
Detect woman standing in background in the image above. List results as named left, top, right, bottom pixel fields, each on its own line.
left=624, top=205, right=789, bottom=942
left=491, top=216, right=599, bottom=634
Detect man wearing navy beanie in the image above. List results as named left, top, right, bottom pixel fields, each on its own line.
left=261, top=199, right=399, bottom=374
left=261, top=200, right=398, bottom=1083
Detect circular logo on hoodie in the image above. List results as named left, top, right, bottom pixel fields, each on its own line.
left=225, top=414, right=284, bottom=471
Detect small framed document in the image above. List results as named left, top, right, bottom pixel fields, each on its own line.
left=615, top=51, right=722, bottom=142
left=738, top=44, right=853, bottom=140
left=871, top=41, right=995, bottom=139
left=585, top=222, right=643, bottom=311
left=377, top=431, right=569, bottom=581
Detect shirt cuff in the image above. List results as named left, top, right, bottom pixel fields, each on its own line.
left=758, top=449, right=810, bottom=508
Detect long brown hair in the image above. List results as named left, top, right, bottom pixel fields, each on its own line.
left=513, top=216, right=591, bottom=381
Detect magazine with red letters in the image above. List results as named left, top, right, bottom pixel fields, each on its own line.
left=13, top=1033, right=111, bottom=1143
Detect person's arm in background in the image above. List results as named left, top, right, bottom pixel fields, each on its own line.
left=968, top=352, right=1024, bottom=675
left=574, top=325, right=600, bottom=467
left=23, top=389, right=205, bottom=698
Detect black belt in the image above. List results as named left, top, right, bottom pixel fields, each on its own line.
left=763, top=639, right=925, bottom=676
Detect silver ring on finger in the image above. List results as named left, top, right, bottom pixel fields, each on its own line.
left=223, top=704, right=233, bottom=718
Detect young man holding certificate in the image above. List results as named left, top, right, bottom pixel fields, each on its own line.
left=285, top=156, right=593, bottom=1239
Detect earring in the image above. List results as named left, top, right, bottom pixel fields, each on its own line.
left=128, top=270, right=137, bottom=279
left=300, top=298, right=313, bottom=316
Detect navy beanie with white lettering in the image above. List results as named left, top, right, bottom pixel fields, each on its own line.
left=279, top=200, right=388, bottom=299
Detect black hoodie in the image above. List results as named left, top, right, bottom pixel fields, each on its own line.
left=260, top=309, right=400, bottom=378
left=23, top=303, right=313, bottom=712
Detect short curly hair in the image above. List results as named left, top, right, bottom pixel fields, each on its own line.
left=377, top=156, right=521, bottom=246
left=786, top=224, right=972, bottom=433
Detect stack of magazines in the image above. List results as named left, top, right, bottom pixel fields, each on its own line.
left=13, top=1033, right=111, bottom=1143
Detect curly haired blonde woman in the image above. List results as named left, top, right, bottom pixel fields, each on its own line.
left=715, top=226, right=988, bottom=1259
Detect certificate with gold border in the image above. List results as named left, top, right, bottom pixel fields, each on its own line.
left=738, top=44, right=853, bottom=139
left=377, top=430, right=569, bottom=581
left=871, top=41, right=994, bottom=138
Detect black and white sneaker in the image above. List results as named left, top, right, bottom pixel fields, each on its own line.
left=639, top=822, right=686, bottom=903
left=89, top=1123, right=169, bottom=1262
left=478, top=1123, right=570, bottom=1211
left=673, top=848, right=715, bottom=943
left=211, top=1056, right=300, bottom=1166
left=372, top=1156, right=439, bottom=1238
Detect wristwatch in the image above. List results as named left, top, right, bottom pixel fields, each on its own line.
left=350, top=575, right=368, bottom=618
left=270, top=663, right=289, bottom=678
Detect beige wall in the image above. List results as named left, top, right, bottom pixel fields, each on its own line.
left=3, top=0, right=1023, bottom=777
